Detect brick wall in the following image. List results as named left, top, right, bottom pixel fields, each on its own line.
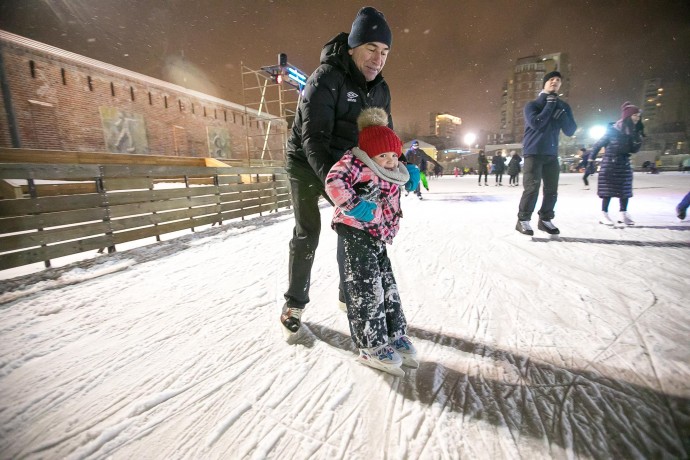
left=0, top=32, right=287, bottom=163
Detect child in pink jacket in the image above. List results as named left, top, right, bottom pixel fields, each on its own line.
left=325, top=108, right=417, bottom=376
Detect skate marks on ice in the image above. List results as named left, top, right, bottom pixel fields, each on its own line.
left=308, top=323, right=690, bottom=458
left=530, top=236, right=690, bottom=248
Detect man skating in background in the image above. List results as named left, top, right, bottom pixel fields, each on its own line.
left=477, top=150, right=489, bottom=185
left=515, top=71, right=577, bottom=235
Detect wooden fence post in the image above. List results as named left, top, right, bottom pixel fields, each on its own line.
left=27, top=177, right=51, bottom=268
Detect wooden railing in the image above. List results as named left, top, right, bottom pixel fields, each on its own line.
left=0, top=149, right=291, bottom=270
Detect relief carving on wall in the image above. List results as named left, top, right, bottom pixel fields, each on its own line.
left=207, top=126, right=231, bottom=158
left=99, top=107, right=149, bottom=154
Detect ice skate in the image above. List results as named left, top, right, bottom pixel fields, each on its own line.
left=391, top=335, right=419, bottom=368
left=515, top=220, right=534, bottom=236
left=538, top=219, right=560, bottom=235
left=600, top=211, right=615, bottom=226
left=357, top=344, right=404, bottom=377
left=619, top=211, right=635, bottom=226
left=280, top=304, right=304, bottom=339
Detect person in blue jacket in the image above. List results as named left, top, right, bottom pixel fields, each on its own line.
left=515, top=71, right=577, bottom=235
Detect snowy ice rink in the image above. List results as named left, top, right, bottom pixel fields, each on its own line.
left=1, top=172, right=689, bottom=459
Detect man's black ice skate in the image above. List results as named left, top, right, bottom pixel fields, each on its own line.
left=538, top=219, right=560, bottom=235
left=515, top=220, right=534, bottom=236
left=280, top=304, right=303, bottom=338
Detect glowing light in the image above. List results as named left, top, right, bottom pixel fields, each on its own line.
left=588, top=125, right=606, bottom=139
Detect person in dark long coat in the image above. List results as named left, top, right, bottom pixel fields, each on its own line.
left=590, top=101, right=643, bottom=226
left=507, top=152, right=522, bottom=186
left=492, top=152, right=506, bottom=186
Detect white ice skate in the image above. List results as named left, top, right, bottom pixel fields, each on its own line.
left=619, top=211, right=635, bottom=226
left=357, top=344, right=405, bottom=377
left=391, top=335, right=419, bottom=368
left=600, top=211, right=615, bottom=226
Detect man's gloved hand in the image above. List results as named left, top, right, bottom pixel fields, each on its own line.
left=405, top=164, right=420, bottom=192
left=344, top=200, right=376, bottom=222
left=545, top=93, right=558, bottom=103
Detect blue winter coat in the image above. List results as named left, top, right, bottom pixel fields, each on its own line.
left=522, top=93, right=577, bottom=156
left=591, top=122, right=642, bottom=198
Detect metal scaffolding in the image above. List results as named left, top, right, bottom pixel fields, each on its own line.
left=240, top=62, right=304, bottom=165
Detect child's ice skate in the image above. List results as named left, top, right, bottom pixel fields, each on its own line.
left=391, top=335, right=419, bottom=368
left=357, top=344, right=405, bottom=377
left=280, top=304, right=303, bottom=340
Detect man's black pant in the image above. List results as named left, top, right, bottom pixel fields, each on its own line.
left=518, top=155, right=560, bottom=221
left=284, top=173, right=328, bottom=308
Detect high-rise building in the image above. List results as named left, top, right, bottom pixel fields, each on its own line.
left=639, top=78, right=690, bottom=156
left=429, top=112, right=462, bottom=138
left=641, top=78, right=663, bottom=132
left=500, top=52, right=571, bottom=143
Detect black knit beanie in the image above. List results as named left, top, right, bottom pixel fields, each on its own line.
left=543, top=70, right=562, bottom=88
left=348, top=6, right=392, bottom=49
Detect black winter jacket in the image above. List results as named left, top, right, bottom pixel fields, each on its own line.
left=591, top=121, right=642, bottom=199
left=507, top=154, right=522, bottom=175
left=286, top=33, right=393, bottom=184
left=492, top=155, right=506, bottom=174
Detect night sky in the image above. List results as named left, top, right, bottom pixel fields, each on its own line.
left=1, top=0, right=689, bottom=142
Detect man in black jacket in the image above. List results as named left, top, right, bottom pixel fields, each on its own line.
left=280, top=7, right=397, bottom=335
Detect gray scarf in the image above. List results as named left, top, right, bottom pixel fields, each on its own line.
left=351, top=147, right=410, bottom=186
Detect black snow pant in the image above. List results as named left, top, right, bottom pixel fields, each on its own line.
left=336, top=225, right=407, bottom=350
left=284, top=171, right=335, bottom=308
left=518, top=155, right=560, bottom=221
left=509, top=173, right=519, bottom=185
left=583, top=171, right=591, bottom=186
left=478, top=167, right=488, bottom=183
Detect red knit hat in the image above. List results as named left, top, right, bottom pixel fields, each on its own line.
left=621, top=101, right=640, bottom=120
left=357, top=108, right=402, bottom=158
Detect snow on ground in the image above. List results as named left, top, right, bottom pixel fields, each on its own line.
left=1, top=172, right=689, bottom=459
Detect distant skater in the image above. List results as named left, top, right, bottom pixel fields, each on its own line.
left=507, top=151, right=522, bottom=186
left=477, top=150, right=489, bottom=186
left=589, top=102, right=643, bottom=226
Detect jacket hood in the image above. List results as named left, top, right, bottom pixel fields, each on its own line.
left=320, top=33, right=350, bottom=68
